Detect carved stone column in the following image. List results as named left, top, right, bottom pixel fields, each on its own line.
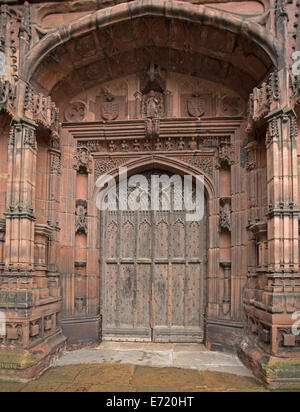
left=239, top=69, right=300, bottom=386
left=5, top=118, right=37, bottom=272
left=220, top=260, right=231, bottom=316
left=48, top=136, right=62, bottom=274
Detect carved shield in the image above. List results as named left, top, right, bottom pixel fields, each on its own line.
left=101, top=100, right=119, bottom=121
left=187, top=96, right=205, bottom=117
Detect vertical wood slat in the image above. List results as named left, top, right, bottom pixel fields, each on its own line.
left=101, top=171, right=205, bottom=342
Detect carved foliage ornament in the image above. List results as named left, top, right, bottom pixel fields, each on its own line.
left=50, top=152, right=62, bottom=175
left=219, top=197, right=231, bottom=232
left=0, top=80, right=15, bottom=114
left=180, top=156, right=214, bottom=178
left=74, top=146, right=92, bottom=174
left=24, top=85, right=60, bottom=133
left=9, top=122, right=36, bottom=150
left=75, top=199, right=88, bottom=235
left=94, top=158, right=129, bottom=181
left=248, top=71, right=281, bottom=128
left=23, top=127, right=36, bottom=149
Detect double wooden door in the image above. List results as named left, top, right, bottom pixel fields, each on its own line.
left=101, top=172, right=206, bottom=342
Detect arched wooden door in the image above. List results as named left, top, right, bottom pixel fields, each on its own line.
left=100, top=170, right=206, bottom=342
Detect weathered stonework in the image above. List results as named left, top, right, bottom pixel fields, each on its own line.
left=0, top=0, right=299, bottom=386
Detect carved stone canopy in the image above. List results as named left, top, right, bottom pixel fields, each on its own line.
left=74, top=146, right=92, bottom=174
left=140, top=63, right=166, bottom=94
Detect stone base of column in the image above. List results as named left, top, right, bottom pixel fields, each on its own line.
left=61, top=315, right=102, bottom=345
left=238, top=337, right=300, bottom=389
left=205, top=319, right=244, bottom=354
left=0, top=330, right=66, bottom=382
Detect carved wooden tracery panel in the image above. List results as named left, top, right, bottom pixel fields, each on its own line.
left=101, top=171, right=206, bottom=342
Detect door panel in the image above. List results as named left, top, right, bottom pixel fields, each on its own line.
left=101, top=171, right=205, bottom=342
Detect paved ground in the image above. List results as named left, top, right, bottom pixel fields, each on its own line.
left=0, top=343, right=268, bottom=392
left=56, top=342, right=253, bottom=377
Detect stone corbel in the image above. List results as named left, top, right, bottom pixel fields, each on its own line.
left=145, top=117, right=160, bottom=138
left=247, top=220, right=267, bottom=241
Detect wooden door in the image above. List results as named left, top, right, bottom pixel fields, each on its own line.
left=101, top=171, right=206, bottom=342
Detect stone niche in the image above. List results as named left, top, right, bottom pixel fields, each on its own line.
left=34, top=224, right=52, bottom=271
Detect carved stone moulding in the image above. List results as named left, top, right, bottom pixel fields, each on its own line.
left=247, top=71, right=281, bottom=131
left=5, top=203, right=36, bottom=221
left=76, top=134, right=233, bottom=159
left=0, top=310, right=63, bottom=349
left=247, top=220, right=267, bottom=241
left=24, top=85, right=60, bottom=135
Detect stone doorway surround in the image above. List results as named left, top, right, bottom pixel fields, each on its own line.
left=0, top=0, right=299, bottom=387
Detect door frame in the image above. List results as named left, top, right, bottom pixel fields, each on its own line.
left=99, top=164, right=210, bottom=343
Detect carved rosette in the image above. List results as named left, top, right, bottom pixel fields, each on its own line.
left=220, top=96, right=244, bottom=117
left=65, top=101, right=87, bottom=122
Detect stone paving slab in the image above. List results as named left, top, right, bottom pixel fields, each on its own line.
left=0, top=363, right=266, bottom=392
left=54, top=342, right=252, bottom=377
left=0, top=344, right=270, bottom=392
